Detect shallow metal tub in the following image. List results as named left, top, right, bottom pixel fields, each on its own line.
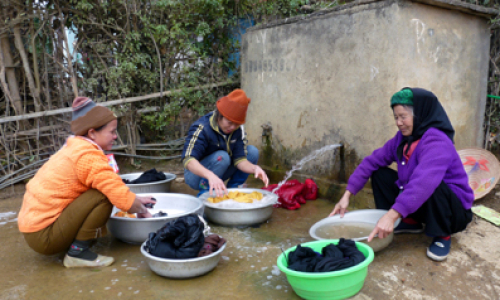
left=120, top=172, right=176, bottom=194
left=309, top=209, right=401, bottom=252
left=140, top=241, right=226, bottom=279
left=107, top=193, right=204, bottom=244
left=199, top=188, right=278, bottom=226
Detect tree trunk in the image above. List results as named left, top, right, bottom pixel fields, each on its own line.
left=13, top=23, right=42, bottom=112
left=30, top=4, right=42, bottom=104
left=0, top=33, right=23, bottom=116
left=58, top=8, right=78, bottom=98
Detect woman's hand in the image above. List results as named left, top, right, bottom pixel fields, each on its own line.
left=128, top=195, right=156, bottom=218
left=367, top=209, right=401, bottom=242
left=254, top=165, right=269, bottom=187
left=207, top=172, right=228, bottom=198
left=329, top=191, right=351, bottom=217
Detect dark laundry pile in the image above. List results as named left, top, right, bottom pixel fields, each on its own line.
left=123, top=168, right=166, bottom=184
left=145, top=214, right=205, bottom=259
left=144, top=214, right=226, bottom=259
left=262, top=179, right=318, bottom=210
left=286, top=238, right=365, bottom=272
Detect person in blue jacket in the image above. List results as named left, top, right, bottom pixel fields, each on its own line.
left=182, top=89, right=269, bottom=197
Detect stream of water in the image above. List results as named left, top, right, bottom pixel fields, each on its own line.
left=271, top=143, right=342, bottom=193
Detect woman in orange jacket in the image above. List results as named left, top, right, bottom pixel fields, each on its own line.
left=18, top=97, right=156, bottom=268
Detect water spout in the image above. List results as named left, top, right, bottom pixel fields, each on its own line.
left=271, top=143, right=343, bottom=194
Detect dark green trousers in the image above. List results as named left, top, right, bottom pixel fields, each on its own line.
left=23, top=189, right=112, bottom=255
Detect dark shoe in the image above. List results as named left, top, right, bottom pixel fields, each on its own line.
left=426, top=237, right=451, bottom=261
left=394, top=221, right=424, bottom=234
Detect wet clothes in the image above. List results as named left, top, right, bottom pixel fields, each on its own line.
left=198, top=234, right=227, bottom=257
left=372, top=167, right=472, bottom=237
left=122, top=168, right=166, bottom=184
left=287, top=239, right=365, bottom=273
left=145, top=214, right=205, bottom=259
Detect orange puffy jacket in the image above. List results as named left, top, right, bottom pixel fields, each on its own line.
left=18, top=136, right=135, bottom=232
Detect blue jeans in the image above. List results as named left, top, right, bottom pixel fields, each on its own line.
left=184, top=145, right=259, bottom=191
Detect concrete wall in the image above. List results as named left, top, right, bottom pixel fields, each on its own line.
left=241, top=0, right=494, bottom=181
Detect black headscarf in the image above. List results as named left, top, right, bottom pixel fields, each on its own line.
left=395, top=88, right=455, bottom=160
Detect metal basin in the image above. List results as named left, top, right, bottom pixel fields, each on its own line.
left=140, top=240, right=226, bottom=279
left=107, top=193, right=204, bottom=244
left=309, top=209, right=401, bottom=252
left=120, top=172, right=176, bottom=194
left=199, top=188, right=278, bottom=226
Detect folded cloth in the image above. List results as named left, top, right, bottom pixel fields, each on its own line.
left=198, top=234, right=227, bottom=257
left=124, top=168, right=167, bottom=184
left=287, top=238, right=365, bottom=273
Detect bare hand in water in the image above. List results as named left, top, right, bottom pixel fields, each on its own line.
left=329, top=191, right=351, bottom=217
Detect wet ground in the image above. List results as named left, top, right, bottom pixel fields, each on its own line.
left=1, top=164, right=500, bottom=300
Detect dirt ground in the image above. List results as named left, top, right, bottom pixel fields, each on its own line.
left=0, top=159, right=499, bottom=300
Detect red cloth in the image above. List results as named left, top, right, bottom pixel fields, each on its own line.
left=262, top=179, right=318, bottom=210
left=198, top=234, right=226, bottom=257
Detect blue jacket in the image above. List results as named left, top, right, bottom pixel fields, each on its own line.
left=182, top=112, right=248, bottom=168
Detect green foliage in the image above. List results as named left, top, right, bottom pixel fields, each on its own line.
left=60, top=0, right=338, bottom=141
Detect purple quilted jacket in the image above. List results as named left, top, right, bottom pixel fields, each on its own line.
left=346, top=128, right=474, bottom=217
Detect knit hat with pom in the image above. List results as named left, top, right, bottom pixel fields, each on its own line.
left=70, top=97, right=116, bottom=136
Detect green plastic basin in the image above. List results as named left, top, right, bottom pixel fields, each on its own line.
left=276, top=239, right=375, bottom=300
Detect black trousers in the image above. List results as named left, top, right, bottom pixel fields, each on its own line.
left=371, top=167, right=472, bottom=237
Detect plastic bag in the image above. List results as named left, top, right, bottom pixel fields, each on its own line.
left=144, top=214, right=205, bottom=259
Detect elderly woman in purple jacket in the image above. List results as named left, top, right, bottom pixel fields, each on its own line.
left=330, top=88, right=473, bottom=261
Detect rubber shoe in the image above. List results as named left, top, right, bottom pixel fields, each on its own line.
left=63, top=254, right=114, bottom=268
left=394, top=222, right=424, bottom=234
left=426, top=237, right=451, bottom=261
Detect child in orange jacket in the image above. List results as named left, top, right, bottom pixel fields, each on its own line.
left=18, top=97, right=156, bottom=268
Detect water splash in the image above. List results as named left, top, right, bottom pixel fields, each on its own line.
left=272, top=144, right=342, bottom=193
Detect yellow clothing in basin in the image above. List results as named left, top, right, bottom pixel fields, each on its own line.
left=18, top=136, right=135, bottom=233
left=208, top=191, right=263, bottom=203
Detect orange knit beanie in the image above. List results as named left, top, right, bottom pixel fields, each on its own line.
left=216, top=89, right=251, bottom=125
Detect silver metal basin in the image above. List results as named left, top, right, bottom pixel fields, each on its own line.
left=309, top=209, right=401, bottom=252
left=120, top=172, right=176, bottom=194
left=107, top=193, right=204, bottom=244
left=140, top=240, right=226, bottom=279
left=199, top=188, right=278, bottom=226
